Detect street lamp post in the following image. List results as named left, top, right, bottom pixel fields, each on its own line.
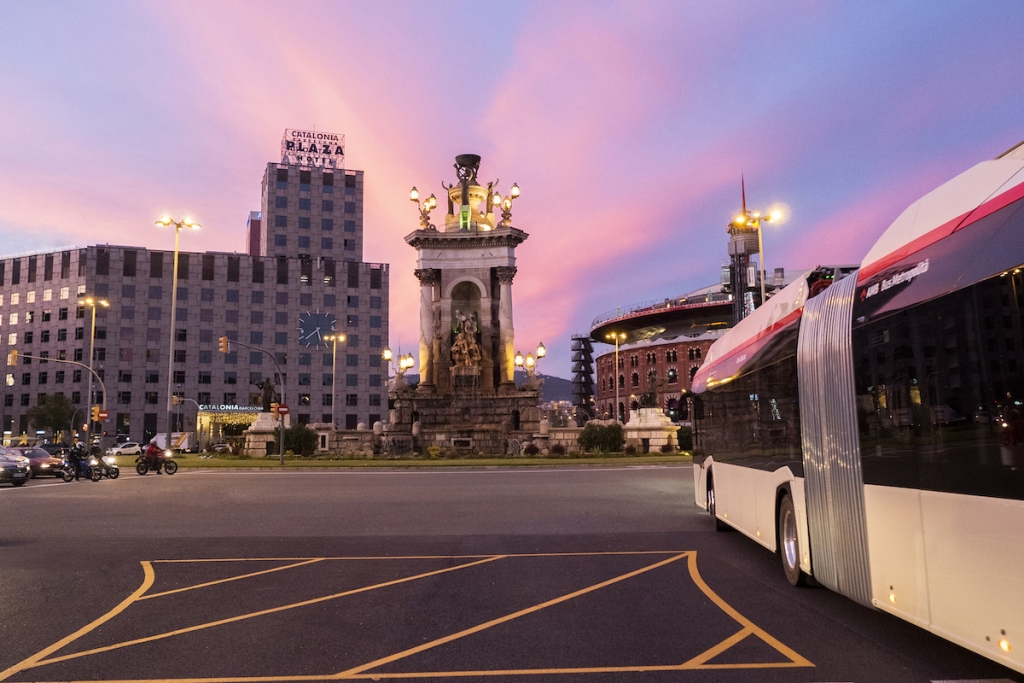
left=325, top=334, right=346, bottom=429
left=156, top=216, right=200, bottom=454
left=605, top=332, right=626, bottom=422
left=513, top=342, right=546, bottom=384
left=729, top=183, right=783, bottom=309
left=78, top=296, right=109, bottom=440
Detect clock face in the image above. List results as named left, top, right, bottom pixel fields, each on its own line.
left=297, top=311, right=337, bottom=348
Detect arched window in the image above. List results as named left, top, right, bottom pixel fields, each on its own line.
left=695, top=348, right=702, bottom=360
left=631, top=372, right=639, bottom=387
left=667, top=368, right=678, bottom=384
left=511, top=409, right=521, bottom=431
left=688, top=348, right=695, bottom=360
left=618, top=402, right=625, bottom=421
left=617, top=357, right=624, bottom=369
left=618, top=374, right=625, bottom=388
left=690, top=366, right=699, bottom=381
left=630, top=354, right=638, bottom=367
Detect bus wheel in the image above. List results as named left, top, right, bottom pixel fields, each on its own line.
left=708, top=478, right=728, bottom=532
left=778, top=494, right=807, bottom=586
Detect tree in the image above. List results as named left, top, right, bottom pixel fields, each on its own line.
left=26, top=393, right=76, bottom=442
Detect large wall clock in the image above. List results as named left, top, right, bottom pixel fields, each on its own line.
left=297, top=310, right=337, bottom=348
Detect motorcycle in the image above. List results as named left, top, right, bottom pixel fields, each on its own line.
left=96, top=454, right=120, bottom=479
left=61, top=455, right=101, bottom=482
left=135, top=451, right=178, bottom=475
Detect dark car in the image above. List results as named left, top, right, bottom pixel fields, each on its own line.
left=0, top=447, right=31, bottom=487
left=39, top=443, right=69, bottom=456
left=12, top=447, right=64, bottom=478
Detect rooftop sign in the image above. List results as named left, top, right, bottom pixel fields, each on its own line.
left=281, top=129, right=345, bottom=168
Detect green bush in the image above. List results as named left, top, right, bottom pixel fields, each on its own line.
left=677, top=426, right=693, bottom=451
left=273, top=424, right=318, bottom=456
left=577, top=423, right=625, bottom=453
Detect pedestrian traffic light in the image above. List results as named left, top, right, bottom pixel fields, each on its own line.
left=90, top=405, right=100, bottom=422
left=270, top=402, right=279, bottom=417
left=218, top=336, right=229, bottom=353
left=6, top=350, right=16, bottom=366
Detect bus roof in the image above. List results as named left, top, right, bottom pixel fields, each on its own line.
left=859, top=140, right=1024, bottom=280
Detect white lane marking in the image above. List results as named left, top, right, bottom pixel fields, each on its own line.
left=931, top=679, right=1018, bottom=682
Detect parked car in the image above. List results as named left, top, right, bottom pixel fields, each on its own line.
left=11, top=447, right=64, bottom=478
left=0, top=447, right=30, bottom=487
left=210, top=443, right=231, bottom=453
left=106, top=442, right=143, bottom=456
left=39, top=443, right=69, bottom=456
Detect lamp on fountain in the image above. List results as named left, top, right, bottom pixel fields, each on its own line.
left=410, top=187, right=438, bottom=230
left=492, top=183, right=520, bottom=228
left=383, top=347, right=416, bottom=387
left=514, top=342, right=545, bottom=387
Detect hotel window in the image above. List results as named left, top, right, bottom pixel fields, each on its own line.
left=252, top=259, right=264, bottom=283
left=61, top=251, right=71, bottom=278
left=55, top=371, right=65, bottom=384
left=276, top=168, right=288, bottom=187
left=300, top=170, right=311, bottom=189
left=321, top=238, right=333, bottom=250
left=299, top=198, right=311, bottom=210
left=57, top=329, right=67, bottom=341
left=344, top=202, right=356, bottom=214
left=370, top=267, right=382, bottom=289
left=322, top=200, right=334, bottom=212
left=227, top=256, right=240, bottom=282
left=275, top=196, right=288, bottom=209
left=274, top=215, right=287, bottom=228
left=10, top=293, right=19, bottom=305
left=173, top=370, right=185, bottom=383
left=369, top=375, right=381, bottom=387
left=298, top=373, right=310, bottom=386
left=249, top=331, right=263, bottom=345
left=299, top=217, right=310, bottom=230
left=44, top=254, right=54, bottom=280
left=199, top=350, right=212, bottom=364
left=277, top=256, right=288, bottom=285
left=300, top=293, right=312, bottom=306
left=274, top=234, right=287, bottom=247
left=298, top=236, right=310, bottom=249
left=322, top=219, right=333, bottom=231
left=146, top=392, right=158, bottom=404
left=324, top=259, right=336, bottom=287
left=370, top=316, right=381, bottom=328
left=60, top=287, right=69, bottom=300
left=202, top=254, right=215, bottom=280
left=345, top=174, right=356, bottom=189
left=344, top=239, right=354, bottom=251
left=369, top=394, right=381, bottom=406
left=344, top=220, right=356, bottom=232
left=43, top=289, right=52, bottom=301
left=323, top=173, right=334, bottom=188
left=150, top=252, right=163, bottom=278
left=370, top=296, right=381, bottom=309
left=123, top=250, right=137, bottom=277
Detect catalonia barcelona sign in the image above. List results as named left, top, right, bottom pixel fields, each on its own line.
left=281, top=129, right=345, bottom=168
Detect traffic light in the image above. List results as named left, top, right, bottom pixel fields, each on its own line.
left=172, top=395, right=181, bottom=405
left=270, top=402, right=280, bottom=417
left=218, top=336, right=229, bottom=353
left=6, top=350, right=16, bottom=366
left=90, top=405, right=100, bottom=422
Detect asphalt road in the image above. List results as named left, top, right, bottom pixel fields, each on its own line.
left=0, top=466, right=1019, bottom=683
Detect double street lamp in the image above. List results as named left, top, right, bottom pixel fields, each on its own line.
left=324, top=333, right=346, bottom=429
left=78, top=296, right=109, bottom=438
left=730, top=203, right=783, bottom=308
left=156, top=215, right=200, bottom=454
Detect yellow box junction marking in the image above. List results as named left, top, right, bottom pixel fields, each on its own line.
left=0, top=551, right=812, bottom=682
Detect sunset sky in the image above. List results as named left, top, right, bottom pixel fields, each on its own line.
left=2, top=1, right=1023, bottom=375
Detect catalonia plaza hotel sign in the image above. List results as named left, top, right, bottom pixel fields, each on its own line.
left=281, top=129, right=345, bottom=168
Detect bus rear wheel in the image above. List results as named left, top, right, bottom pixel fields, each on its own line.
left=778, top=493, right=807, bottom=586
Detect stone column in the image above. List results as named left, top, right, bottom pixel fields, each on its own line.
left=414, top=268, right=437, bottom=388
left=495, top=266, right=517, bottom=387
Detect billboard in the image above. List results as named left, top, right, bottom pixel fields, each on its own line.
left=281, top=129, right=345, bottom=168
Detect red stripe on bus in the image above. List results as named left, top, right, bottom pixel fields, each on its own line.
left=694, top=307, right=804, bottom=389
left=859, top=179, right=1024, bottom=282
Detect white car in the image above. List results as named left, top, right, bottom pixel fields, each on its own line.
left=106, top=442, right=143, bottom=456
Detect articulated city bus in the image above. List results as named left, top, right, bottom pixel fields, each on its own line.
left=691, top=140, right=1024, bottom=674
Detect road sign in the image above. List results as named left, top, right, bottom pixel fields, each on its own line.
left=97, top=409, right=109, bottom=421
left=277, top=404, right=290, bottom=416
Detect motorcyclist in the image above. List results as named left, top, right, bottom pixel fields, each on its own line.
left=68, top=442, right=86, bottom=481
left=144, top=438, right=163, bottom=474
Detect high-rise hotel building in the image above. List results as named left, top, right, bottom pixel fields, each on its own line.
left=0, top=130, right=389, bottom=444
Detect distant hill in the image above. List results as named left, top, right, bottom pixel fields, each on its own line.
left=396, top=372, right=573, bottom=403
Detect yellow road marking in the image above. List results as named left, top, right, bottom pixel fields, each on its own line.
left=0, top=561, right=155, bottom=683
left=683, top=552, right=813, bottom=668
left=334, top=552, right=691, bottom=678
left=15, top=550, right=812, bottom=681
left=152, top=551, right=686, bottom=563
left=30, top=556, right=503, bottom=669
left=140, top=559, right=325, bottom=600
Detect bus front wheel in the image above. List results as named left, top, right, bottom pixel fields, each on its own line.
left=707, top=477, right=729, bottom=532
left=778, top=494, right=807, bottom=586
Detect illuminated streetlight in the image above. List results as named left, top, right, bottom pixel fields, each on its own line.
left=156, top=215, right=200, bottom=453
left=494, top=182, right=521, bottom=228
left=729, top=187, right=788, bottom=309
left=324, top=334, right=347, bottom=429
left=77, top=296, right=109, bottom=438
left=382, top=347, right=415, bottom=387
left=605, top=332, right=627, bottom=422
left=514, top=342, right=546, bottom=385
